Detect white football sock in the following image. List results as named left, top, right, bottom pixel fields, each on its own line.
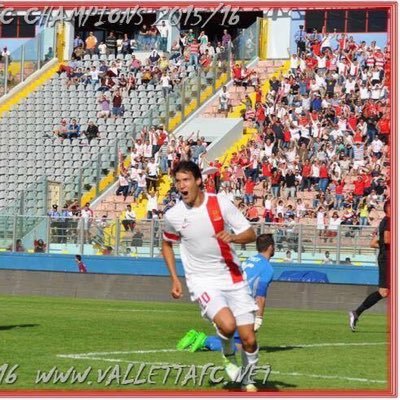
left=216, top=330, right=235, bottom=356
left=240, top=347, right=259, bottom=384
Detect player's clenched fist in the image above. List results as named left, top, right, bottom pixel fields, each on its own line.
left=171, top=278, right=183, bottom=299
left=215, top=230, right=234, bottom=243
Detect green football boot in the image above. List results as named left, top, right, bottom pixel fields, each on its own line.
left=189, top=332, right=207, bottom=352
left=176, top=329, right=199, bottom=350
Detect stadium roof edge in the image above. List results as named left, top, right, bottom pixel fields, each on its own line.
left=1, top=1, right=395, bottom=10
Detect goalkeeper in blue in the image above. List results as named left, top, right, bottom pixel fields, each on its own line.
left=177, top=233, right=275, bottom=353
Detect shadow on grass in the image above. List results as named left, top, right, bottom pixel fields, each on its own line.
left=259, top=345, right=299, bottom=353
left=217, top=379, right=297, bottom=391
left=0, top=324, right=39, bottom=331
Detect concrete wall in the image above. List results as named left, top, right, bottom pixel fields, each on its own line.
left=264, top=9, right=292, bottom=59
left=0, top=253, right=379, bottom=285
left=0, top=270, right=386, bottom=313
left=174, top=117, right=244, bottom=163
left=204, top=119, right=244, bottom=162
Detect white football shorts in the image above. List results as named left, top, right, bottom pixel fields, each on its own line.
left=190, top=283, right=258, bottom=325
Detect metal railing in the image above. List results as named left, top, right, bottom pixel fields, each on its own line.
left=0, top=20, right=263, bottom=237
left=132, top=34, right=161, bottom=52
left=0, top=216, right=378, bottom=266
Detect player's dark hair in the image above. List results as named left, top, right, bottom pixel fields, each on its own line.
left=76, top=254, right=82, bottom=261
left=173, top=161, right=201, bottom=180
left=173, top=161, right=203, bottom=188
left=256, top=234, right=275, bottom=253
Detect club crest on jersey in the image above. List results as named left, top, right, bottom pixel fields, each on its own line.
left=210, top=209, right=222, bottom=221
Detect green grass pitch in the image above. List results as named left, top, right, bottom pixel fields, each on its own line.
left=0, top=295, right=389, bottom=392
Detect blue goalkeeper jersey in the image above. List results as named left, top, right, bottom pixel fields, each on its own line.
left=241, top=253, right=274, bottom=298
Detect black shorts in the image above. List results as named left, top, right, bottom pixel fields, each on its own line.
left=297, top=41, right=306, bottom=53
left=378, top=257, right=389, bottom=289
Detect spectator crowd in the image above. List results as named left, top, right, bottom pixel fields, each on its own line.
left=157, top=30, right=390, bottom=232
left=52, top=26, right=391, bottom=242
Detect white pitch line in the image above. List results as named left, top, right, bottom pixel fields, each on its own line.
left=58, top=349, right=179, bottom=357
left=270, top=370, right=386, bottom=384
left=57, top=355, right=179, bottom=365
left=55, top=354, right=386, bottom=384
left=105, top=309, right=178, bottom=313
left=58, top=342, right=388, bottom=358
left=277, top=342, right=388, bottom=349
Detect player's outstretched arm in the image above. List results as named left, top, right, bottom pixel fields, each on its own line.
left=162, top=239, right=182, bottom=299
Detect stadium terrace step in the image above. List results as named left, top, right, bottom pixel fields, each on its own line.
left=199, top=59, right=286, bottom=120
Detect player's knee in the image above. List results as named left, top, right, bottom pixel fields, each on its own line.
left=241, top=332, right=257, bottom=352
left=213, top=308, right=236, bottom=336
left=217, top=320, right=236, bottom=337
left=379, top=288, right=389, bottom=298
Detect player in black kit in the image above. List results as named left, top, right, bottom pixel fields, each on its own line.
left=349, top=199, right=390, bottom=331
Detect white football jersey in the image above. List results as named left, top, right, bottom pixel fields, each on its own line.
left=163, top=193, right=251, bottom=293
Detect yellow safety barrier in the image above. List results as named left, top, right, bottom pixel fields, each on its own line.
left=259, top=18, right=269, bottom=60
left=56, top=22, right=65, bottom=62
left=0, top=22, right=66, bottom=116
left=0, top=62, right=61, bottom=116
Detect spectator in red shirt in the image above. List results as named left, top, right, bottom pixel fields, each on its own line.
left=270, top=169, right=282, bottom=198
left=244, top=177, right=256, bottom=205
left=261, top=159, right=272, bottom=183
left=232, top=63, right=243, bottom=86
left=213, top=158, right=223, bottom=193
left=334, top=179, right=345, bottom=210
left=255, top=86, right=262, bottom=103
left=311, top=40, right=321, bottom=56
left=319, top=161, right=329, bottom=192
left=189, top=39, right=200, bottom=67
left=353, top=176, right=365, bottom=210
left=377, top=115, right=390, bottom=143
left=245, top=202, right=260, bottom=222
left=204, top=175, right=216, bottom=193
left=221, top=166, right=232, bottom=184
left=300, top=159, right=312, bottom=191
left=361, top=172, right=372, bottom=195
left=347, top=113, right=358, bottom=131
left=282, top=129, right=291, bottom=149
left=255, top=102, right=266, bottom=130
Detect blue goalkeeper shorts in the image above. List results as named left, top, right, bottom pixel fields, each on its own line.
left=204, top=331, right=241, bottom=352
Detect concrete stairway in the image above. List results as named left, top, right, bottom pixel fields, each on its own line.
left=201, top=60, right=286, bottom=118
left=95, top=194, right=130, bottom=219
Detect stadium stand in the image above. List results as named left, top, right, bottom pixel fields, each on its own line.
left=0, top=47, right=230, bottom=216
left=0, top=14, right=390, bottom=266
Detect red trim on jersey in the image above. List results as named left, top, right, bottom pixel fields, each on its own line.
left=163, top=231, right=180, bottom=242
left=206, top=195, right=243, bottom=284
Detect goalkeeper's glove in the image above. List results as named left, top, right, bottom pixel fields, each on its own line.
left=254, top=316, right=263, bottom=332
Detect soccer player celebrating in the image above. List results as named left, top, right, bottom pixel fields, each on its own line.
left=349, top=199, right=390, bottom=331
left=162, top=161, right=259, bottom=391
